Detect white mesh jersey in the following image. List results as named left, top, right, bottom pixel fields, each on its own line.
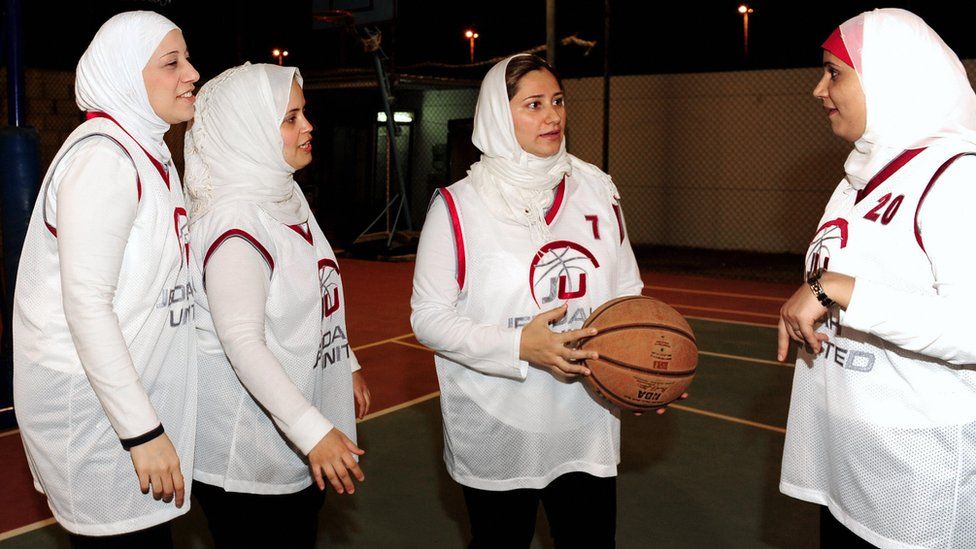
left=430, top=173, right=641, bottom=490
left=191, top=200, right=356, bottom=494
left=13, top=117, right=195, bottom=535
left=781, top=144, right=976, bottom=549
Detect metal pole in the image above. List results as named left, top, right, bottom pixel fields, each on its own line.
left=6, top=0, right=26, bottom=127
left=743, top=11, right=749, bottom=59
left=602, top=0, right=611, bottom=173
left=546, top=0, right=556, bottom=67
left=372, top=50, right=413, bottom=231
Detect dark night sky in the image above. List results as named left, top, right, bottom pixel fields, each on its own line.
left=9, top=1, right=976, bottom=80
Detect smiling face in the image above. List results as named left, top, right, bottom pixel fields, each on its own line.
left=509, top=69, right=566, bottom=158
left=281, top=79, right=314, bottom=170
left=813, top=50, right=867, bottom=142
left=142, top=29, right=199, bottom=124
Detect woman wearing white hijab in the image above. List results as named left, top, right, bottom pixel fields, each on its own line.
left=185, top=62, right=368, bottom=548
left=777, top=8, right=976, bottom=548
left=13, top=11, right=198, bottom=547
left=411, top=54, right=644, bottom=547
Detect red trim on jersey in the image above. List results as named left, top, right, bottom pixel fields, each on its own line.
left=45, top=222, right=57, bottom=237
left=287, top=223, right=314, bottom=245
left=855, top=148, right=926, bottom=205
left=86, top=111, right=170, bottom=190
left=544, top=178, right=566, bottom=225
left=914, top=152, right=976, bottom=252
left=437, top=188, right=466, bottom=291
left=812, top=218, right=849, bottom=249
left=204, top=229, right=275, bottom=272
left=612, top=204, right=625, bottom=244
left=174, top=207, right=189, bottom=266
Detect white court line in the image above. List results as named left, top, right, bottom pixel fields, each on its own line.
left=685, top=314, right=776, bottom=329
left=669, top=404, right=786, bottom=434
left=352, top=333, right=415, bottom=352
left=358, top=391, right=440, bottom=423
left=644, top=284, right=788, bottom=302
left=670, top=303, right=779, bottom=320
left=0, top=519, right=57, bottom=541
left=0, top=428, right=20, bottom=439
left=699, top=350, right=793, bottom=368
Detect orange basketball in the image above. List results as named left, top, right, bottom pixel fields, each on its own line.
left=578, top=296, right=697, bottom=412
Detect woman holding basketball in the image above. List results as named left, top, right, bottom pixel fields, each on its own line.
left=185, top=62, right=368, bottom=548
left=778, top=8, right=976, bottom=547
left=13, top=11, right=198, bottom=546
left=411, top=54, right=644, bottom=547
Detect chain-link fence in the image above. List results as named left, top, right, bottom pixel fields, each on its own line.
left=6, top=61, right=976, bottom=268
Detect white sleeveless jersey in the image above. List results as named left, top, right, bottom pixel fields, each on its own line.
left=781, top=145, right=976, bottom=549
left=434, top=172, right=638, bottom=490
left=13, top=117, right=195, bottom=535
left=191, top=198, right=356, bottom=494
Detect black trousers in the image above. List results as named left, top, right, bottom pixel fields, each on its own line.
left=193, top=481, right=326, bottom=549
left=461, top=472, right=616, bottom=549
left=68, top=522, right=172, bottom=549
left=820, top=506, right=877, bottom=548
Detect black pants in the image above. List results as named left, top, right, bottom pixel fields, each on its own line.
left=68, top=522, right=172, bottom=549
left=461, top=472, right=616, bottom=549
left=820, top=506, right=877, bottom=548
left=193, top=481, right=326, bottom=549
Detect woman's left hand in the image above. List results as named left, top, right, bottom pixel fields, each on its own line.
left=352, top=370, right=371, bottom=420
left=777, top=272, right=855, bottom=361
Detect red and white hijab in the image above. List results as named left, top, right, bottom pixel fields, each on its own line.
left=825, top=8, right=976, bottom=189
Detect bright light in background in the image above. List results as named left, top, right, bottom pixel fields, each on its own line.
left=376, top=112, right=415, bottom=123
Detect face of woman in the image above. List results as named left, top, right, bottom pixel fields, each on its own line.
left=509, top=69, right=565, bottom=158
left=813, top=50, right=867, bottom=142
left=281, top=80, right=314, bottom=170
left=142, top=29, right=199, bottom=124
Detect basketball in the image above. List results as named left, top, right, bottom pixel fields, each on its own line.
left=578, top=296, right=697, bottom=411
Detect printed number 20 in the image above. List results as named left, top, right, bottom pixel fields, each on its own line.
left=863, top=193, right=904, bottom=225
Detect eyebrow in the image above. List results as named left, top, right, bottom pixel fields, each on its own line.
left=521, top=91, right=564, bottom=101
left=286, top=107, right=302, bottom=114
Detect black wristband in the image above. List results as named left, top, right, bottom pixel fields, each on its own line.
left=807, top=276, right=835, bottom=308
left=120, top=424, right=165, bottom=451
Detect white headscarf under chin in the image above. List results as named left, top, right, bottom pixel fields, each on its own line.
left=184, top=62, right=309, bottom=225
left=75, top=11, right=178, bottom=163
left=837, top=8, right=976, bottom=189
left=469, top=54, right=574, bottom=242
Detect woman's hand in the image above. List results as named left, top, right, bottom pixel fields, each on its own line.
left=308, top=428, right=365, bottom=495
left=519, top=303, right=598, bottom=379
left=777, top=272, right=854, bottom=361
left=352, top=370, right=371, bottom=420
left=129, top=433, right=184, bottom=508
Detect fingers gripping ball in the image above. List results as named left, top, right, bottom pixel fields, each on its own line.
left=578, top=296, right=697, bottom=412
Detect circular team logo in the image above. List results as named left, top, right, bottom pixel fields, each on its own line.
left=318, top=258, right=341, bottom=318
left=806, top=218, right=848, bottom=279
left=528, top=240, right=600, bottom=307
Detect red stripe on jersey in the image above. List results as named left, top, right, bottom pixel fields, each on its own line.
left=86, top=111, right=171, bottom=190
left=914, top=152, right=976, bottom=252
left=545, top=178, right=566, bottom=225
left=855, top=148, right=926, bottom=205
left=438, top=188, right=466, bottom=291
left=204, top=229, right=275, bottom=273
left=612, top=204, right=625, bottom=244
left=287, top=223, right=314, bottom=245
left=45, top=222, right=57, bottom=237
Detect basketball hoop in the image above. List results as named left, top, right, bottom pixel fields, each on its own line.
left=312, top=9, right=355, bottom=29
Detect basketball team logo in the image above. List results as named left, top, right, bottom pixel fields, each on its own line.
left=318, top=258, right=341, bottom=318
left=805, top=218, right=848, bottom=279
left=173, top=207, right=189, bottom=266
left=528, top=240, right=600, bottom=307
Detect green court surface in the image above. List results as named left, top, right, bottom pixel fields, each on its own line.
left=1, top=317, right=817, bottom=548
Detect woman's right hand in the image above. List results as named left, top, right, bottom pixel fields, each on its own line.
left=307, top=428, right=365, bottom=495
left=129, top=433, right=184, bottom=508
left=519, top=303, right=599, bottom=379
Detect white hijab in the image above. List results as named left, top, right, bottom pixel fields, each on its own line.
left=184, top=62, right=309, bottom=225
left=469, top=54, right=574, bottom=242
left=75, top=11, right=178, bottom=163
left=836, top=8, right=976, bottom=189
